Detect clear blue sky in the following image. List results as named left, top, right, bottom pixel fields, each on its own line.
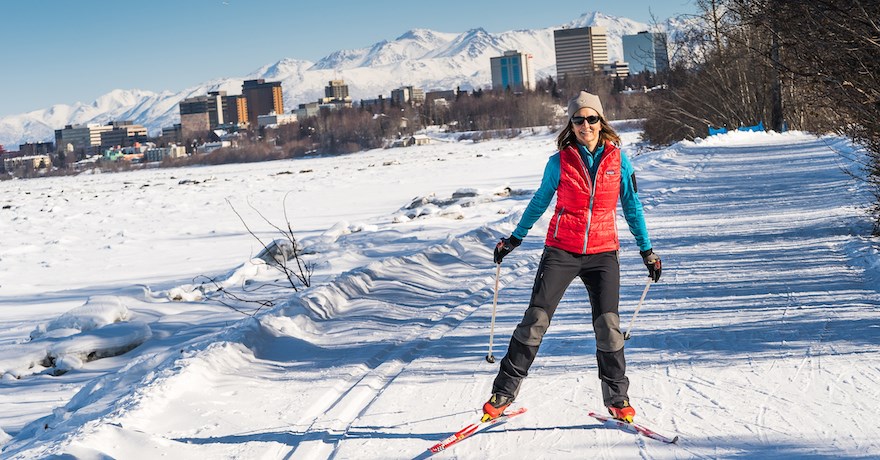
left=0, top=0, right=696, bottom=118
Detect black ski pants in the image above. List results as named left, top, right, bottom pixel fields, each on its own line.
left=491, top=246, right=629, bottom=407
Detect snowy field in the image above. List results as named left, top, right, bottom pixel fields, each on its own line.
left=1, top=126, right=879, bottom=459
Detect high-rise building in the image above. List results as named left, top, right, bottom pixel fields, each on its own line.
left=99, top=121, right=148, bottom=149
left=179, top=96, right=212, bottom=140
left=178, top=90, right=236, bottom=138
left=391, top=86, right=426, bottom=106
left=553, top=26, right=609, bottom=80
left=622, top=31, right=670, bottom=74
left=242, top=79, right=283, bottom=124
left=490, top=50, right=535, bottom=93
left=224, top=95, right=248, bottom=125
left=55, top=124, right=114, bottom=155
left=325, top=80, right=350, bottom=101
left=207, top=91, right=227, bottom=128
left=320, top=79, right=353, bottom=108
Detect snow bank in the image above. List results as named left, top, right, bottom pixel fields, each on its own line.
left=1, top=296, right=150, bottom=378
left=690, top=129, right=811, bottom=147
left=48, top=322, right=152, bottom=374
left=273, top=221, right=529, bottom=336
left=393, top=186, right=529, bottom=222
left=30, top=296, right=130, bottom=340
left=0, top=344, right=49, bottom=380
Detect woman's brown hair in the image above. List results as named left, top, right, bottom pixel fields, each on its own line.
left=555, top=117, right=621, bottom=151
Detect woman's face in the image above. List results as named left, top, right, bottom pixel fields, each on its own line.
left=571, top=107, right=602, bottom=149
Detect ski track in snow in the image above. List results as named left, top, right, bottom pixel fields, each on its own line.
left=270, top=238, right=540, bottom=460
left=2, top=130, right=880, bottom=459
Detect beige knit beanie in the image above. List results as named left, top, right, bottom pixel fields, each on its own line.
left=567, top=90, right=604, bottom=119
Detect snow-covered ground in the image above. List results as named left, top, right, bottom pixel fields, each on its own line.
left=1, top=127, right=879, bottom=459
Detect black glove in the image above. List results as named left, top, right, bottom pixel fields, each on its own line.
left=640, top=249, right=662, bottom=282
left=494, top=236, right=521, bottom=264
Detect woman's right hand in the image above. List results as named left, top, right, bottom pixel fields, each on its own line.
left=494, top=236, right=521, bottom=264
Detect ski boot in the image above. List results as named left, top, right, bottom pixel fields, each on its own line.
left=608, top=400, right=636, bottom=423
left=481, top=393, right=514, bottom=422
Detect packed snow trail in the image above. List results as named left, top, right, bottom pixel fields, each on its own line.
left=329, top=133, right=880, bottom=459
left=3, top=131, right=879, bottom=459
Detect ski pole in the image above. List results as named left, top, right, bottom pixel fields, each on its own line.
left=623, top=278, right=653, bottom=341
left=486, top=263, right=502, bottom=363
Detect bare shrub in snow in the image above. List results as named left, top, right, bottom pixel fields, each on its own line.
left=200, top=195, right=315, bottom=317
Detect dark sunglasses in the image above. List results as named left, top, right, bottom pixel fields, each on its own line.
left=571, top=115, right=601, bottom=126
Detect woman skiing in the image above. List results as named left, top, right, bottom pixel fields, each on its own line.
left=483, top=90, right=661, bottom=424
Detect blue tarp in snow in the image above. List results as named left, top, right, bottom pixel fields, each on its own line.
left=737, top=121, right=764, bottom=132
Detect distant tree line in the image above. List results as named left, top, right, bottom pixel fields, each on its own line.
left=194, top=89, right=566, bottom=160
left=640, top=0, right=880, bottom=233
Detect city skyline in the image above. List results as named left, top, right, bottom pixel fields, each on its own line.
left=0, top=0, right=697, bottom=118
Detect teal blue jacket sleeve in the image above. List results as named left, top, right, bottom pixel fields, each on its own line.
left=512, top=153, right=560, bottom=240
left=619, top=151, right=652, bottom=251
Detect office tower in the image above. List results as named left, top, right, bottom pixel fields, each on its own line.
left=553, top=26, right=609, bottom=80
left=325, top=80, right=350, bottom=101
left=622, top=31, right=670, bottom=74
left=54, top=124, right=113, bottom=156
left=179, top=96, right=212, bottom=139
left=490, top=50, right=535, bottom=92
left=99, top=121, right=148, bottom=149
left=242, top=79, right=284, bottom=123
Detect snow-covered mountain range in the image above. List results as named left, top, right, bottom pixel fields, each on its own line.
left=0, top=11, right=675, bottom=149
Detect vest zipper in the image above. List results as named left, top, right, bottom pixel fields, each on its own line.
left=553, top=207, right=565, bottom=239
left=577, top=146, right=610, bottom=254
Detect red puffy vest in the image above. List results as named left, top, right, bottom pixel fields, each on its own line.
left=545, top=141, right=621, bottom=254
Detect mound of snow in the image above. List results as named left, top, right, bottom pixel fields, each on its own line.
left=1, top=297, right=149, bottom=378
left=31, top=296, right=130, bottom=340
left=49, top=321, right=152, bottom=375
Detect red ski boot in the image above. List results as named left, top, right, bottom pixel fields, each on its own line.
left=481, top=393, right=514, bottom=422
left=608, top=400, right=636, bottom=423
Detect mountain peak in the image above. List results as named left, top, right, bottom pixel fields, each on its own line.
left=256, top=58, right=314, bottom=79
left=395, top=28, right=437, bottom=41
left=571, top=10, right=601, bottom=26
left=564, top=10, right=649, bottom=31
left=463, top=27, right=490, bottom=37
